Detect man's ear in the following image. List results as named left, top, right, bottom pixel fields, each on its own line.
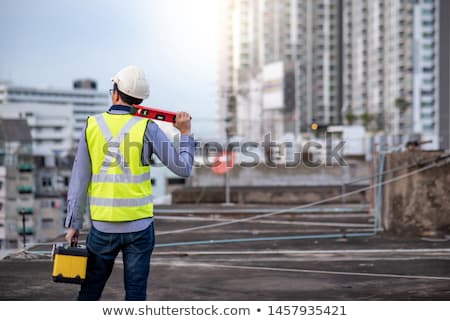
left=112, top=90, right=119, bottom=103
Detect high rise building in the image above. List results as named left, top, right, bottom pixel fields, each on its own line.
left=337, top=0, right=444, bottom=148
left=300, top=0, right=343, bottom=131
left=218, top=0, right=343, bottom=141
left=342, top=0, right=415, bottom=136
left=412, top=0, right=440, bottom=149
left=219, top=0, right=446, bottom=148
left=437, top=0, right=449, bottom=150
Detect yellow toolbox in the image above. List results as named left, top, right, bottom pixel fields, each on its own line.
left=52, top=244, right=88, bottom=284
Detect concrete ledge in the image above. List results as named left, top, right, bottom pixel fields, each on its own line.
left=383, top=151, right=450, bottom=236
left=173, top=185, right=368, bottom=205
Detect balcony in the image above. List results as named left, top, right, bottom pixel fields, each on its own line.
left=17, top=186, right=33, bottom=194
left=17, top=207, right=33, bottom=215
left=18, top=164, right=33, bottom=172
left=18, top=227, right=33, bottom=235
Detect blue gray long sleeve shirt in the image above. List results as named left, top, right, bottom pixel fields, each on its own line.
left=65, top=107, right=195, bottom=233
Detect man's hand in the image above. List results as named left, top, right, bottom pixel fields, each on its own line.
left=174, top=111, right=191, bottom=135
left=65, top=227, right=80, bottom=246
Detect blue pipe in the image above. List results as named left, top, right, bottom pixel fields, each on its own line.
left=154, top=154, right=387, bottom=249
left=374, top=149, right=386, bottom=233
left=155, top=232, right=376, bottom=248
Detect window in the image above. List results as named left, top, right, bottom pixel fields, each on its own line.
left=421, top=113, right=434, bottom=119
left=0, top=202, right=3, bottom=211
left=421, top=89, right=434, bottom=95
left=41, top=218, right=54, bottom=229
left=42, top=177, right=52, bottom=187
left=168, top=178, right=186, bottom=185
left=0, top=181, right=3, bottom=190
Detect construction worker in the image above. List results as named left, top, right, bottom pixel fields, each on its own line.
left=64, top=65, right=194, bottom=300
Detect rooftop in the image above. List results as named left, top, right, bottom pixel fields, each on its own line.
left=1, top=204, right=449, bottom=300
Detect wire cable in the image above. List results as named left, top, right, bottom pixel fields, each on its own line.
left=21, top=152, right=450, bottom=252
left=158, top=153, right=450, bottom=236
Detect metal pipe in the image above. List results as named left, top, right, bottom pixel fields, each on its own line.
left=22, top=153, right=450, bottom=252
left=225, top=169, right=230, bottom=204
left=159, top=155, right=449, bottom=236
left=375, top=150, right=386, bottom=233
left=155, top=206, right=368, bottom=214
left=155, top=232, right=376, bottom=248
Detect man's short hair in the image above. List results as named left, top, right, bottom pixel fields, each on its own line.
left=113, top=83, right=143, bottom=105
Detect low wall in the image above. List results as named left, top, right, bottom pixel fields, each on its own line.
left=382, top=151, right=450, bottom=236
left=173, top=185, right=368, bottom=205
left=190, top=161, right=370, bottom=187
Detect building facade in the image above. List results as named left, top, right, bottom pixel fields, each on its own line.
left=33, top=155, right=73, bottom=242
left=438, top=0, right=450, bottom=150
left=219, top=0, right=447, bottom=150
left=413, top=0, right=440, bottom=149
left=342, top=0, right=440, bottom=147
left=0, top=119, right=34, bottom=249
left=0, top=80, right=108, bottom=155
left=219, top=0, right=344, bottom=141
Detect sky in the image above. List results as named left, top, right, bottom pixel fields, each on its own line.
left=0, top=0, right=219, bottom=138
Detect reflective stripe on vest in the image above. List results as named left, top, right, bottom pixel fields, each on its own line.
left=86, top=112, right=153, bottom=222
left=89, top=195, right=153, bottom=207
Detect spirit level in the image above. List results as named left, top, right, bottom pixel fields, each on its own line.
left=131, top=105, right=178, bottom=123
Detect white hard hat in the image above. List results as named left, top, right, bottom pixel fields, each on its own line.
left=111, top=65, right=150, bottom=99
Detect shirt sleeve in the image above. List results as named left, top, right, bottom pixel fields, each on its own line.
left=144, top=122, right=195, bottom=177
left=65, top=122, right=92, bottom=230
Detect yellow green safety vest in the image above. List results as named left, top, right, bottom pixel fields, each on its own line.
left=86, top=112, right=153, bottom=222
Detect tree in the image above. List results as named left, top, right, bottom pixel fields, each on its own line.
left=395, top=97, right=410, bottom=114
left=360, top=112, right=375, bottom=131
left=375, top=112, right=385, bottom=132
left=345, top=112, right=358, bottom=125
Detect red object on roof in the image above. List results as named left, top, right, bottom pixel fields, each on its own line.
left=211, top=151, right=235, bottom=175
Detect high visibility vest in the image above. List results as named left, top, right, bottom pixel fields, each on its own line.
left=86, top=112, right=153, bottom=222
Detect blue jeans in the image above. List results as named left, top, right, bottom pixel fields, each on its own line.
left=78, top=223, right=155, bottom=301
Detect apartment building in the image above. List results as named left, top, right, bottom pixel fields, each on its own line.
left=0, top=118, right=34, bottom=249
left=33, top=155, right=73, bottom=242
left=342, top=0, right=445, bottom=148
left=0, top=80, right=108, bottom=155
left=413, top=0, right=441, bottom=149
left=219, top=0, right=447, bottom=149
left=219, top=0, right=343, bottom=141
left=438, top=0, right=450, bottom=150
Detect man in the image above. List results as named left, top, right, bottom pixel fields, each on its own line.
left=64, top=65, right=194, bottom=300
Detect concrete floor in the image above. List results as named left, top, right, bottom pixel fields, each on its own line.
left=1, top=205, right=449, bottom=300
